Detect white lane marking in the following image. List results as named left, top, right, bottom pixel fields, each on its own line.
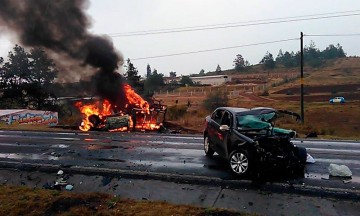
left=0, top=134, right=80, bottom=141
left=0, top=143, right=43, bottom=147
left=0, top=131, right=80, bottom=135
left=0, top=153, right=59, bottom=161
left=313, top=158, right=360, bottom=165
left=306, top=147, right=360, bottom=155
left=0, top=143, right=71, bottom=149
left=293, top=140, right=360, bottom=147
left=143, top=136, right=203, bottom=140
left=147, top=140, right=201, bottom=145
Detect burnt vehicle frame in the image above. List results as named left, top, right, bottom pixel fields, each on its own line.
left=203, top=107, right=307, bottom=177
left=86, top=99, right=167, bottom=132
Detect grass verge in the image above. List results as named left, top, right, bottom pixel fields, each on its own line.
left=0, top=185, right=251, bottom=216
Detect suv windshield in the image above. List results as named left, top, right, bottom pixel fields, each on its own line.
left=236, top=112, right=276, bottom=130
left=236, top=111, right=296, bottom=137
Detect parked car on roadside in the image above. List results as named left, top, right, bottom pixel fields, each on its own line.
left=203, top=107, right=307, bottom=177
left=329, top=97, right=345, bottom=104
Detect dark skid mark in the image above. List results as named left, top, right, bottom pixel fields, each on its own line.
left=85, top=144, right=126, bottom=150
left=203, top=164, right=227, bottom=171
left=102, top=176, right=112, bottom=186
left=82, top=138, right=129, bottom=143
left=90, top=158, right=126, bottom=163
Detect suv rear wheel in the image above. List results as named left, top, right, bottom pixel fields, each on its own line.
left=229, top=149, right=251, bottom=176
left=204, top=135, right=215, bottom=156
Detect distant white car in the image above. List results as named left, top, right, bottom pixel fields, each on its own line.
left=329, top=97, right=345, bottom=104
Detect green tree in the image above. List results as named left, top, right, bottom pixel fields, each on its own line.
left=260, top=51, right=275, bottom=70
left=276, top=50, right=298, bottom=68
left=199, top=69, right=205, bottom=76
left=0, top=45, right=31, bottom=108
left=233, top=54, right=250, bottom=71
left=304, top=41, right=322, bottom=68
left=215, top=64, right=222, bottom=74
left=0, top=45, right=58, bottom=109
left=125, top=58, right=142, bottom=91
left=169, top=71, right=177, bottom=78
left=179, top=75, right=193, bottom=86
left=321, top=44, right=346, bottom=59
left=144, top=68, right=164, bottom=96
left=202, top=91, right=228, bottom=111
left=27, top=47, right=58, bottom=109
left=146, top=64, right=151, bottom=78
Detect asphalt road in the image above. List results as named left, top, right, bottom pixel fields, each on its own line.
left=0, top=130, right=359, bottom=195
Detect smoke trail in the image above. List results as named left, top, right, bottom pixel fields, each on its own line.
left=0, top=0, right=124, bottom=105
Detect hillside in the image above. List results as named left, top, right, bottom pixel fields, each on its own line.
left=269, top=57, right=360, bottom=102
left=155, top=57, right=360, bottom=139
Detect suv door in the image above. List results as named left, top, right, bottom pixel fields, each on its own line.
left=207, top=109, right=224, bottom=154
left=215, top=110, right=233, bottom=158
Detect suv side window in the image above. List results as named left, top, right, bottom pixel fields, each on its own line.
left=221, top=111, right=232, bottom=127
left=211, top=109, right=224, bottom=125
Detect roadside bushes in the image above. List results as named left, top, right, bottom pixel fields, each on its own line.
left=202, top=91, right=229, bottom=111
left=166, top=105, right=188, bottom=120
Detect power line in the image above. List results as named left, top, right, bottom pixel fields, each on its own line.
left=109, top=9, right=360, bottom=35
left=305, top=33, right=360, bottom=37
left=110, top=12, right=360, bottom=37
left=132, top=38, right=298, bottom=60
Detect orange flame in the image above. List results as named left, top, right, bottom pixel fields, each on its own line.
left=75, top=83, right=163, bottom=132
left=75, top=100, right=112, bottom=131
left=124, top=83, right=150, bottom=113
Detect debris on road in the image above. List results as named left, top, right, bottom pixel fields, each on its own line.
left=65, top=184, right=74, bottom=191
left=57, top=170, right=64, bottom=175
left=56, top=178, right=67, bottom=185
left=306, top=154, right=315, bottom=163
left=328, top=163, right=352, bottom=177
left=321, top=176, right=330, bottom=180
left=343, top=180, right=352, bottom=184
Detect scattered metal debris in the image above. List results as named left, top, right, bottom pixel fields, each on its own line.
left=57, top=170, right=64, bottom=175
left=306, top=154, right=315, bottom=163
left=321, top=176, right=330, bottom=180
left=343, top=180, right=352, bottom=184
left=65, top=184, right=74, bottom=191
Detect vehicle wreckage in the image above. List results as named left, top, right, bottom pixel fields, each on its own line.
left=77, top=99, right=167, bottom=132
left=75, top=83, right=167, bottom=132
left=204, top=107, right=307, bottom=177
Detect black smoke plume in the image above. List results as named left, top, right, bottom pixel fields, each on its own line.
left=0, top=0, right=124, bottom=105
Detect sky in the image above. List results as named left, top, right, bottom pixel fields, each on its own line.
left=1, top=0, right=360, bottom=77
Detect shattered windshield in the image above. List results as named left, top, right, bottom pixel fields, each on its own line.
left=236, top=112, right=276, bottom=130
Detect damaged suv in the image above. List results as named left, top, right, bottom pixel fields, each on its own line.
left=204, top=107, right=307, bottom=177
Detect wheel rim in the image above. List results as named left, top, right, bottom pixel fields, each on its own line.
left=204, top=137, right=209, bottom=153
left=230, top=152, right=249, bottom=174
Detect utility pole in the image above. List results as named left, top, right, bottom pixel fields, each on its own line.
left=300, top=32, right=304, bottom=124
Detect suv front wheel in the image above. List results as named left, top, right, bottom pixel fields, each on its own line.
left=229, top=149, right=252, bottom=176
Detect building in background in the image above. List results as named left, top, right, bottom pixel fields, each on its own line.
left=190, top=75, right=231, bottom=86
left=163, top=75, right=231, bottom=86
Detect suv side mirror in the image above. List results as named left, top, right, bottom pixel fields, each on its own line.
left=220, top=125, right=230, bottom=131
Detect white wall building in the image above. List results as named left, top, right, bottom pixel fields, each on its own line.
left=190, top=75, right=231, bottom=86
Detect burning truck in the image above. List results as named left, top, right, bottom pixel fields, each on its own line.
left=75, top=83, right=167, bottom=132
